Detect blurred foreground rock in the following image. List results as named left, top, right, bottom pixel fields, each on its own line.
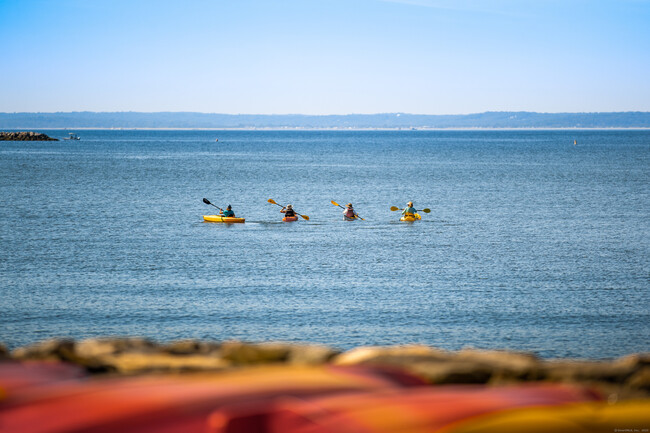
left=4, top=338, right=649, bottom=400
left=0, top=131, right=58, bottom=141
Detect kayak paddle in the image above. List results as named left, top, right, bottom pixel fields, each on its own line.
left=203, top=197, right=223, bottom=212
left=391, top=206, right=431, bottom=213
left=331, top=200, right=365, bottom=220
left=267, top=198, right=310, bottom=220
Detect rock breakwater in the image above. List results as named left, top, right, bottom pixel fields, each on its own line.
left=0, top=131, right=58, bottom=141
left=5, top=338, right=649, bottom=401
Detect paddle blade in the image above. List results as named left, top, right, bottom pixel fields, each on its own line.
left=421, top=208, right=431, bottom=213
left=300, top=214, right=310, bottom=221
left=390, top=206, right=400, bottom=211
left=202, top=198, right=211, bottom=205
left=331, top=200, right=340, bottom=207
left=267, top=198, right=277, bottom=205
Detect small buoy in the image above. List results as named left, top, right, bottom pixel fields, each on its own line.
left=574, top=139, right=577, bottom=145
left=215, top=138, right=219, bottom=142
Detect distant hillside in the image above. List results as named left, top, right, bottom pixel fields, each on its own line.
left=1, top=111, right=649, bottom=129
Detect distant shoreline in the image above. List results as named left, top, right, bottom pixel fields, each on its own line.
left=4, top=127, right=650, bottom=131
left=2, top=111, right=649, bottom=129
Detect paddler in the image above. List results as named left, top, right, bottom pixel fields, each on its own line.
left=402, top=201, right=417, bottom=217
left=281, top=204, right=295, bottom=218
left=220, top=204, right=235, bottom=217
left=343, top=203, right=358, bottom=220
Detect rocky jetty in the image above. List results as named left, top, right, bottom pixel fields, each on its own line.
left=5, top=338, right=649, bottom=401
left=0, top=131, right=58, bottom=141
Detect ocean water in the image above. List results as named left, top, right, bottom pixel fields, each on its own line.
left=1, top=129, right=648, bottom=359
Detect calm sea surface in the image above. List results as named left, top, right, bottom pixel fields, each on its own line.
left=1, top=130, right=648, bottom=358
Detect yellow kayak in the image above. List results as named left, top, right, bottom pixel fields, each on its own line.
left=203, top=215, right=245, bottom=223
left=400, top=213, right=421, bottom=222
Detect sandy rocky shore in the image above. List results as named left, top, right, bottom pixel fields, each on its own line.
left=1, top=338, right=648, bottom=401
left=0, top=131, right=58, bottom=141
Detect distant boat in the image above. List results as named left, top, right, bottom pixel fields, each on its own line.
left=64, top=133, right=80, bottom=140
left=574, top=139, right=577, bottom=145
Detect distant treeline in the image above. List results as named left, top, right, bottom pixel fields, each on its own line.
left=1, top=111, right=649, bottom=129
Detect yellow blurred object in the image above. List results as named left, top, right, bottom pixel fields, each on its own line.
left=444, top=400, right=650, bottom=433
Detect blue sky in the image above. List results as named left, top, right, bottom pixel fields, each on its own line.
left=1, top=0, right=649, bottom=114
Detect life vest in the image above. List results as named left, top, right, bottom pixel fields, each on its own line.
left=344, top=208, right=355, bottom=218
left=284, top=209, right=295, bottom=217
left=404, top=206, right=416, bottom=216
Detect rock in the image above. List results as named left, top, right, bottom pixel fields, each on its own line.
left=455, top=349, right=541, bottom=382
left=11, top=338, right=76, bottom=361
left=96, top=353, right=230, bottom=374
left=625, top=367, right=650, bottom=391
left=75, top=337, right=159, bottom=358
left=73, top=338, right=233, bottom=374
left=540, top=359, right=636, bottom=384
left=162, top=339, right=221, bottom=355
left=334, top=346, right=541, bottom=385
left=333, top=345, right=485, bottom=384
left=408, top=360, right=494, bottom=384
left=6, top=338, right=649, bottom=400
left=0, top=131, right=58, bottom=141
left=287, top=344, right=340, bottom=365
left=11, top=339, right=113, bottom=373
left=0, top=343, right=8, bottom=360
left=333, top=345, right=451, bottom=367
left=456, top=348, right=539, bottom=368
left=219, top=341, right=291, bottom=365
left=71, top=338, right=163, bottom=373
left=614, top=353, right=650, bottom=370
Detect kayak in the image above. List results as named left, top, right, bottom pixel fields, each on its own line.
left=203, top=215, right=245, bottom=223
left=400, top=213, right=421, bottom=222
left=343, top=215, right=358, bottom=221
left=283, top=215, right=299, bottom=222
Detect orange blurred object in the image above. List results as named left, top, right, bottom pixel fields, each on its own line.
left=0, top=362, right=424, bottom=433
left=211, top=384, right=602, bottom=433
left=1, top=361, right=648, bottom=433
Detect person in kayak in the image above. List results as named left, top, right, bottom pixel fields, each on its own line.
left=402, top=201, right=417, bottom=217
left=343, top=203, right=358, bottom=220
left=220, top=205, right=235, bottom=217
left=281, top=204, right=295, bottom=218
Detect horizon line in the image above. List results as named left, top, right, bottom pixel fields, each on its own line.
left=2, top=110, right=650, bottom=116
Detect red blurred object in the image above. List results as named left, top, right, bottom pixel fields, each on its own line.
left=0, top=361, right=615, bottom=433
left=0, top=361, right=86, bottom=395
left=0, top=362, right=426, bottom=433
left=210, top=384, right=602, bottom=433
